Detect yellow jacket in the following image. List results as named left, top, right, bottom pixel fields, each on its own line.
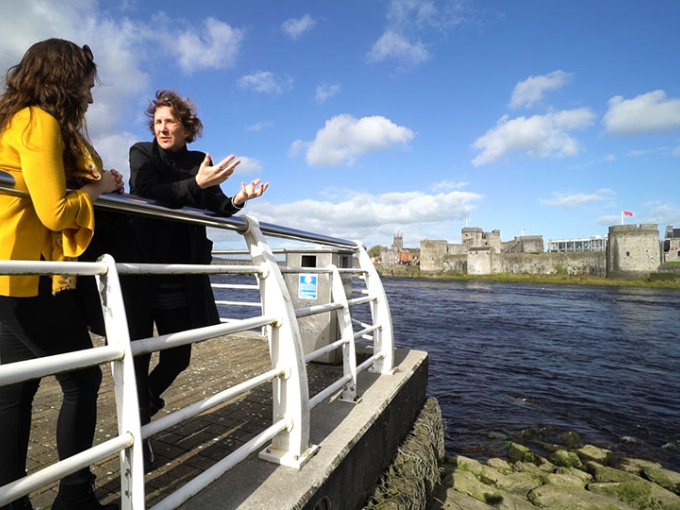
left=0, top=107, right=95, bottom=297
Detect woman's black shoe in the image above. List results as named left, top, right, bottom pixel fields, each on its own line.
left=148, top=389, right=165, bottom=417
left=0, top=495, right=33, bottom=510
left=51, top=475, right=118, bottom=510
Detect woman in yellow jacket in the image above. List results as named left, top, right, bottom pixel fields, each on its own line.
left=0, top=39, right=122, bottom=510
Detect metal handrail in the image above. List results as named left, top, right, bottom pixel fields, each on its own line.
left=0, top=169, right=357, bottom=249
left=0, top=168, right=395, bottom=509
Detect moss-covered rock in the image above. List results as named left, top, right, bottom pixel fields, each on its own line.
left=576, top=444, right=613, bottom=466
left=588, top=480, right=680, bottom=510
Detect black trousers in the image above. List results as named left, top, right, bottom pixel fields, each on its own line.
left=0, top=278, right=101, bottom=488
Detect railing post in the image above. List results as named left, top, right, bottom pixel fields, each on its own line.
left=241, top=216, right=318, bottom=468
left=329, top=266, right=359, bottom=402
left=95, top=255, right=145, bottom=510
left=355, top=244, right=395, bottom=374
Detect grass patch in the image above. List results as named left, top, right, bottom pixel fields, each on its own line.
left=419, top=272, right=680, bottom=290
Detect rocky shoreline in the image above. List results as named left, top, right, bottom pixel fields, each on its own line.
left=435, top=438, right=680, bottom=509
left=363, top=398, right=680, bottom=510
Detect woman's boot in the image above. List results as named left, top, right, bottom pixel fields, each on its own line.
left=51, top=473, right=117, bottom=510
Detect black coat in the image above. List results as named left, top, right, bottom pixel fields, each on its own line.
left=129, top=140, right=243, bottom=329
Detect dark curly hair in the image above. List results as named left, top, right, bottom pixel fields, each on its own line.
left=0, top=38, right=98, bottom=162
left=145, top=89, right=203, bottom=143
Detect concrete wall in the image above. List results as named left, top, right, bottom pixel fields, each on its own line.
left=606, top=224, right=661, bottom=277
left=500, top=252, right=606, bottom=276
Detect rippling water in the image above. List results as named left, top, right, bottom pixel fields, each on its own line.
left=380, top=278, right=680, bottom=471
left=213, top=274, right=680, bottom=471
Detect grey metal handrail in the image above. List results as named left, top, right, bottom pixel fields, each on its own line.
left=0, top=170, right=357, bottom=249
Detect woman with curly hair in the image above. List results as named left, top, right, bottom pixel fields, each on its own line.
left=0, top=39, right=122, bottom=510
left=129, top=89, right=268, bottom=469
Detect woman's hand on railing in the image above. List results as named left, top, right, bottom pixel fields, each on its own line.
left=81, top=169, right=124, bottom=200
left=233, top=179, right=269, bottom=206
left=195, top=153, right=240, bottom=189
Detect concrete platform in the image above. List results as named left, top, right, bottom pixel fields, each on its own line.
left=20, top=332, right=428, bottom=510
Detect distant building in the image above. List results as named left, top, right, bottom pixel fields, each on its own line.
left=548, top=236, right=606, bottom=253
left=380, top=231, right=419, bottom=266
left=421, top=224, right=662, bottom=278
left=663, top=224, right=680, bottom=262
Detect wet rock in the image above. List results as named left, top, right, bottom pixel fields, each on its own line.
left=548, top=449, right=583, bottom=469
left=588, top=480, right=680, bottom=510
left=508, top=443, right=537, bottom=464
left=528, top=484, right=636, bottom=509
left=576, top=444, right=613, bottom=465
left=643, top=466, right=680, bottom=496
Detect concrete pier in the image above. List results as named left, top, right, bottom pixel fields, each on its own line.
left=21, top=332, right=428, bottom=510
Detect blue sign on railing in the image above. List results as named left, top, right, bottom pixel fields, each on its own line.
left=298, top=274, right=318, bottom=300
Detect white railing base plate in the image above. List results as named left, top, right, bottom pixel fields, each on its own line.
left=258, top=443, right=320, bottom=469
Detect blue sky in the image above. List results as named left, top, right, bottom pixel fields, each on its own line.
left=2, top=0, right=679, bottom=250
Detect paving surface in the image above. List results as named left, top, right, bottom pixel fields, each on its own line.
left=21, top=331, right=347, bottom=509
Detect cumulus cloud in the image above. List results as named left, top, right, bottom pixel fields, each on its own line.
left=234, top=188, right=482, bottom=246
left=603, top=90, right=680, bottom=135
left=539, top=188, right=616, bottom=209
left=366, top=31, right=430, bottom=66
left=0, top=1, right=246, bottom=182
left=315, top=82, right=342, bottom=104
left=366, top=0, right=468, bottom=69
left=291, top=114, right=415, bottom=166
left=173, top=17, right=244, bottom=74
left=238, top=71, right=294, bottom=95
left=281, top=14, right=316, bottom=40
left=509, top=70, right=573, bottom=109
left=92, top=131, right=139, bottom=187
left=233, top=156, right=263, bottom=175
left=471, top=108, right=596, bottom=166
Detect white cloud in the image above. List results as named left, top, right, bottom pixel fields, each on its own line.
left=509, top=70, right=573, bottom=109
left=0, top=2, right=247, bottom=181
left=292, top=114, right=415, bottom=166
left=431, top=180, right=469, bottom=192
left=471, top=108, right=596, bottom=166
left=281, top=14, right=316, bottom=40
left=173, top=17, right=244, bottom=74
left=245, top=121, right=274, bottom=132
left=237, top=188, right=482, bottom=247
left=603, top=90, right=680, bottom=135
left=92, top=131, right=139, bottom=189
left=539, top=188, right=616, bottom=209
left=674, top=145, right=680, bottom=157
left=238, top=71, right=294, bottom=95
left=366, top=30, right=429, bottom=66
left=315, top=82, right=342, bottom=104
left=233, top=156, right=263, bottom=175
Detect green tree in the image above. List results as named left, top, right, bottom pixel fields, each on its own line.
left=368, top=245, right=385, bottom=258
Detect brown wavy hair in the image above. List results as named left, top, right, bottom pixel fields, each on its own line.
left=0, top=38, right=98, bottom=162
left=145, top=89, right=203, bottom=144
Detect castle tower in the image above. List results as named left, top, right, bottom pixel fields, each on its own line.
left=606, top=224, right=661, bottom=278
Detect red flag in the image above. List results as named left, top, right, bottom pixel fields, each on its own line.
left=623, top=211, right=633, bottom=216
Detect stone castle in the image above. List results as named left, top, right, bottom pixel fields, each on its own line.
left=416, top=224, right=671, bottom=278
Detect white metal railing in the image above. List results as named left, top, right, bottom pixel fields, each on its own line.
left=0, top=170, right=394, bottom=509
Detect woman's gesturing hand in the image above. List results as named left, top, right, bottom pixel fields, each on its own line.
left=233, top=178, right=269, bottom=206
left=195, top=153, right=240, bottom=189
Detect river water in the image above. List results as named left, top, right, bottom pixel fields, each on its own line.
left=380, top=277, right=680, bottom=471
left=213, top=275, right=680, bottom=471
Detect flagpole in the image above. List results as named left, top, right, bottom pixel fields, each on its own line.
left=621, top=211, right=623, bottom=225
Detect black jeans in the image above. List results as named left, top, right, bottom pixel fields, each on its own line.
left=0, top=278, right=101, bottom=488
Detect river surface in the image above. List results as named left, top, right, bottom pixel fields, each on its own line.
left=380, top=277, right=680, bottom=471
left=213, top=275, right=680, bottom=471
